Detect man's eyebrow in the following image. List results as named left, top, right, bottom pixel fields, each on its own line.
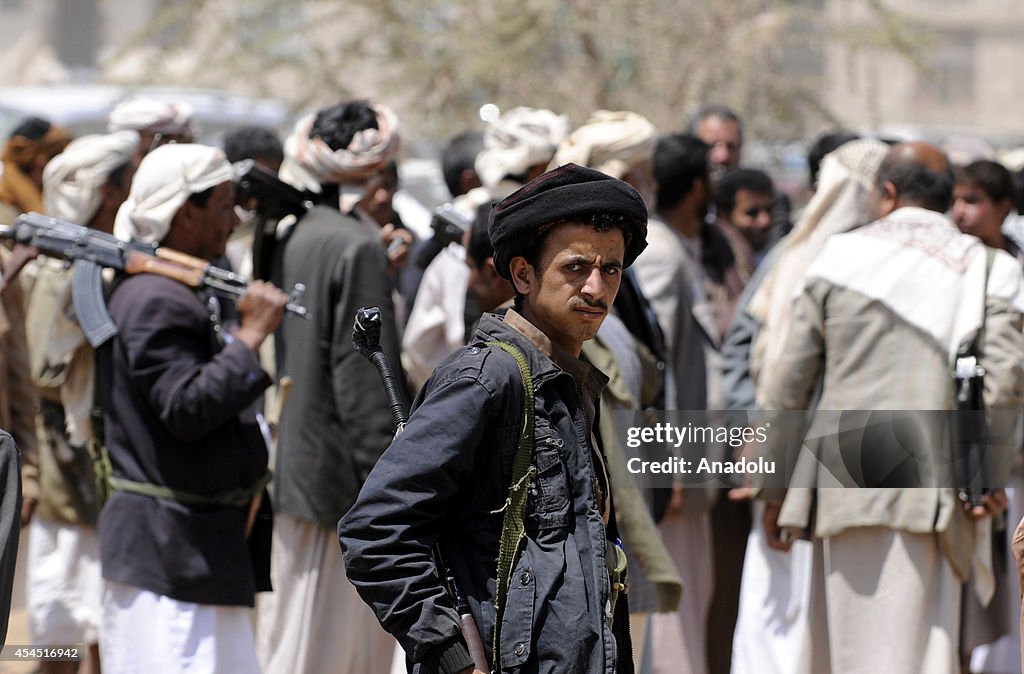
left=562, top=254, right=623, bottom=268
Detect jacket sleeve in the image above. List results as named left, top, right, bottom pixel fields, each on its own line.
left=328, top=237, right=405, bottom=489
left=755, top=280, right=826, bottom=502
left=118, top=285, right=271, bottom=444
left=0, top=432, right=21, bottom=649
left=338, top=369, right=496, bottom=672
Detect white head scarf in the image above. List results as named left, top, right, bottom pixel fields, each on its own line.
left=475, top=107, right=569, bottom=191
left=549, top=110, right=657, bottom=179
left=113, top=143, right=233, bottom=244
left=278, top=101, right=400, bottom=213
left=748, top=138, right=890, bottom=379
left=42, top=131, right=140, bottom=225
left=107, top=97, right=196, bottom=137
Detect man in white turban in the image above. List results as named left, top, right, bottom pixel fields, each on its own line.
left=402, top=106, right=569, bottom=393
left=107, top=97, right=196, bottom=160
left=98, top=143, right=288, bottom=674
left=258, top=100, right=403, bottom=674
left=21, top=130, right=138, bottom=674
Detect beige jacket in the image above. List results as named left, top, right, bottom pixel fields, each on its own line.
left=758, top=208, right=1024, bottom=580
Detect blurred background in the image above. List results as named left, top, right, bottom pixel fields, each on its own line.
left=0, top=0, right=1022, bottom=208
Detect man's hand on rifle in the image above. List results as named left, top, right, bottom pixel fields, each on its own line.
left=0, top=244, right=39, bottom=290
left=235, top=280, right=289, bottom=351
left=965, top=488, right=1008, bottom=521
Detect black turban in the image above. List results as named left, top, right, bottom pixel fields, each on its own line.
left=488, top=162, right=648, bottom=280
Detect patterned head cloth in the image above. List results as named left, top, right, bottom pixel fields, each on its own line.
left=43, top=131, right=139, bottom=225
left=549, top=110, right=658, bottom=180
left=475, top=107, right=570, bottom=191
left=107, top=97, right=196, bottom=138
left=113, top=143, right=233, bottom=244
left=278, top=101, right=400, bottom=214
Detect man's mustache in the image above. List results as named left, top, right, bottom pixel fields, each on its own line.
left=571, top=297, right=607, bottom=312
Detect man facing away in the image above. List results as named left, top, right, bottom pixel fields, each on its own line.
left=759, top=141, right=1024, bottom=673
left=259, top=99, right=404, bottom=674
left=340, top=163, right=648, bottom=674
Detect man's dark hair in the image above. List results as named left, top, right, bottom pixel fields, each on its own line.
left=956, top=160, right=1015, bottom=205
left=222, top=126, right=284, bottom=166
left=442, top=131, right=484, bottom=198
left=713, top=168, right=774, bottom=215
left=1015, top=168, right=1024, bottom=215
left=310, top=100, right=378, bottom=152
left=308, top=100, right=379, bottom=205
left=188, top=186, right=215, bottom=208
left=688, top=104, right=744, bottom=143
left=9, top=116, right=51, bottom=141
left=876, top=154, right=955, bottom=213
left=807, top=130, right=859, bottom=190
left=106, top=160, right=133, bottom=191
left=467, top=202, right=496, bottom=268
left=654, top=133, right=710, bottom=211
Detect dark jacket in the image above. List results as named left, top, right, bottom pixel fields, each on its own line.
left=0, top=431, right=20, bottom=648
left=274, top=205, right=403, bottom=528
left=97, top=274, right=272, bottom=606
left=339, top=312, right=633, bottom=674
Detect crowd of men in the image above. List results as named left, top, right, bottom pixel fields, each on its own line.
left=0, top=94, right=1022, bottom=674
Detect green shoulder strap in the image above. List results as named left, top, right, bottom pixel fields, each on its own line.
left=485, top=340, right=535, bottom=670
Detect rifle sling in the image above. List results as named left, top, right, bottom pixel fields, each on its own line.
left=486, top=340, right=535, bottom=671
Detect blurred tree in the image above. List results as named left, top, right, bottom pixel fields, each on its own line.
left=105, top=0, right=927, bottom=143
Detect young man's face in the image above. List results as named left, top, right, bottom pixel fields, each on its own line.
left=952, top=182, right=1011, bottom=247
left=727, top=188, right=773, bottom=251
left=513, top=221, right=625, bottom=356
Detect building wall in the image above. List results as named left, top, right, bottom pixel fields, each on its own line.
left=824, top=0, right=1024, bottom=139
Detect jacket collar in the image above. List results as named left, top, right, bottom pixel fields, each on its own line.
left=474, top=309, right=609, bottom=396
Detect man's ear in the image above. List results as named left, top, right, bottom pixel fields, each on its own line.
left=508, top=256, right=533, bottom=296
left=878, top=180, right=899, bottom=218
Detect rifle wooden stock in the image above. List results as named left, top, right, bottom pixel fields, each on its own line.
left=124, top=251, right=205, bottom=287
left=461, top=613, right=489, bottom=672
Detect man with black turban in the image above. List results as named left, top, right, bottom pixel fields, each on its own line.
left=340, top=163, right=647, bottom=674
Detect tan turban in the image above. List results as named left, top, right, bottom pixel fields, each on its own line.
left=0, top=124, right=72, bottom=214
left=279, top=101, right=400, bottom=203
left=549, top=110, right=658, bottom=179
left=113, top=143, right=233, bottom=244
left=107, top=97, right=195, bottom=137
left=475, top=107, right=570, bottom=190
left=42, top=131, right=139, bottom=225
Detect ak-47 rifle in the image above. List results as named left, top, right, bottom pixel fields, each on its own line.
left=352, top=307, right=489, bottom=673
left=232, top=159, right=314, bottom=281
left=0, top=211, right=309, bottom=348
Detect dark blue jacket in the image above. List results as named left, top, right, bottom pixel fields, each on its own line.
left=98, top=274, right=271, bottom=606
left=339, top=312, right=633, bottom=674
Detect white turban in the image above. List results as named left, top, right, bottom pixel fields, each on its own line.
left=107, top=97, right=195, bottom=137
left=279, top=101, right=400, bottom=197
left=549, top=110, right=658, bottom=179
left=475, top=107, right=570, bottom=190
left=42, top=131, right=140, bottom=225
left=113, top=143, right=233, bottom=244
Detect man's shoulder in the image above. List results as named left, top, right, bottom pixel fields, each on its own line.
left=287, top=206, right=379, bottom=260
left=108, top=274, right=203, bottom=318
